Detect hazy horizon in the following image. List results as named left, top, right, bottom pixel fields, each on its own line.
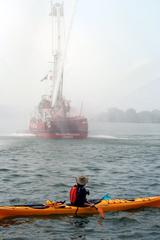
left=0, top=0, right=160, bottom=132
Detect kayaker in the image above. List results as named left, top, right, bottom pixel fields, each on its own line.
left=70, top=176, right=94, bottom=207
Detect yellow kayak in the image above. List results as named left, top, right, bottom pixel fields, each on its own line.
left=0, top=196, right=160, bottom=220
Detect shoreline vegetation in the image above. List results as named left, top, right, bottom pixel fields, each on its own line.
left=95, top=108, right=160, bottom=123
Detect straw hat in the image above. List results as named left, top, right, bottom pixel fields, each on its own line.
left=76, top=176, right=88, bottom=185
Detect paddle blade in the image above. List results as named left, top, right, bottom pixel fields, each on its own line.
left=98, top=207, right=105, bottom=219
left=101, top=194, right=111, bottom=200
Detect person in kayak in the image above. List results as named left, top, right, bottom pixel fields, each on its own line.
left=70, top=176, right=94, bottom=207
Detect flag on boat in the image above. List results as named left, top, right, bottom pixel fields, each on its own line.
left=41, top=74, right=48, bottom=81
left=41, top=72, right=53, bottom=81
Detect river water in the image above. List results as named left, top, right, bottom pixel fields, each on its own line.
left=0, top=123, right=160, bottom=239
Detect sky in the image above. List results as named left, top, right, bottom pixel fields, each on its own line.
left=0, top=0, right=160, bottom=121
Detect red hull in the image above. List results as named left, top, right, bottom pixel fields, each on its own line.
left=29, top=116, right=88, bottom=139
left=31, top=132, right=87, bottom=139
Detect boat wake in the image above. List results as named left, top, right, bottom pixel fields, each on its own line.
left=10, top=133, right=35, bottom=137
left=89, top=134, right=128, bottom=140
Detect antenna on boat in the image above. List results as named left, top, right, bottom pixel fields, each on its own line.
left=49, top=0, right=79, bottom=108
left=49, top=1, right=64, bottom=107
left=79, top=102, right=83, bottom=116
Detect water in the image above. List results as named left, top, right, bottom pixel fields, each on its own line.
left=0, top=123, right=160, bottom=239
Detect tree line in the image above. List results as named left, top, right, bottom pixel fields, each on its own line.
left=96, top=108, right=160, bottom=123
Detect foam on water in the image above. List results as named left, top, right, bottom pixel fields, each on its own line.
left=89, top=134, right=128, bottom=140
left=10, top=133, right=35, bottom=137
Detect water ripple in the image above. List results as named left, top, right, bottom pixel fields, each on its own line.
left=0, top=133, right=160, bottom=239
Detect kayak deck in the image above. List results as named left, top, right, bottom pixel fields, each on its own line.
left=0, top=196, right=160, bottom=220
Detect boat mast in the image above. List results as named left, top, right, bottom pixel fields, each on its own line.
left=50, top=1, right=64, bottom=107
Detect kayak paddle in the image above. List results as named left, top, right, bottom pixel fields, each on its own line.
left=97, top=206, right=105, bottom=219
left=93, top=193, right=111, bottom=219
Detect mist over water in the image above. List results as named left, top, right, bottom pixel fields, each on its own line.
left=0, top=0, right=160, bottom=113
left=1, top=0, right=160, bottom=136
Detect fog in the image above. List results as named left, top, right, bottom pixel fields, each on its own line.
left=0, top=0, right=160, bottom=132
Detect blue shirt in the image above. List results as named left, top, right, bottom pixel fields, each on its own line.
left=75, top=184, right=89, bottom=207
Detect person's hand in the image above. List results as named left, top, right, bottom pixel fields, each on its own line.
left=90, top=203, right=95, bottom=207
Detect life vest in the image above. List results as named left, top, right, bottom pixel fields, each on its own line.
left=70, top=185, right=77, bottom=204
